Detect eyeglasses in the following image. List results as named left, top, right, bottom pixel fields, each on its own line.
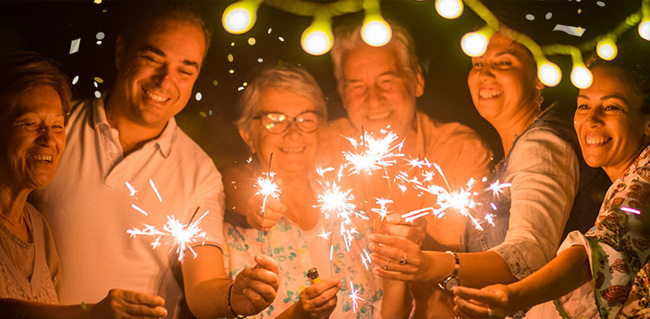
left=252, top=111, right=322, bottom=134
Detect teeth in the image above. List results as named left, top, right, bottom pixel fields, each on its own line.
left=280, top=147, right=306, bottom=154
left=31, top=154, right=53, bottom=162
left=585, top=135, right=611, bottom=146
left=478, top=89, right=503, bottom=98
left=367, top=112, right=391, bottom=120
left=144, top=90, right=169, bottom=102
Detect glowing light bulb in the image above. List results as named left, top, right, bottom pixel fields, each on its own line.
left=361, top=17, right=392, bottom=47
left=301, top=17, right=333, bottom=56
left=537, top=60, right=562, bottom=87
left=571, top=65, right=593, bottom=89
left=435, top=0, right=463, bottom=19
left=222, top=1, right=260, bottom=34
left=596, top=38, right=618, bottom=61
left=461, top=31, right=489, bottom=57
left=639, top=18, right=650, bottom=41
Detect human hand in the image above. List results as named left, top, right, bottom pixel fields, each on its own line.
left=452, top=285, right=514, bottom=319
left=384, top=213, right=427, bottom=246
left=88, top=289, right=167, bottom=319
left=247, top=179, right=287, bottom=231
left=230, top=255, right=281, bottom=316
left=368, top=233, right=433, bottom=282
left=296, top=278, right=341, bottom=319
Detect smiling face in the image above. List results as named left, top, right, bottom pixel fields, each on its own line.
left=240, top=88, right=320, bottom=176
left=339, top=43, right=423, bottom=137
left=467, top=33, right=542, bottom=124
left=1, top=85, right=66, bottom=190
left=111, top=17, right=205, bottom=130
left=574, top=67, right=650, bottom=180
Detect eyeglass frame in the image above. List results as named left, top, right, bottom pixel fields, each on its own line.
left=252, top=110, right=323, bottom=134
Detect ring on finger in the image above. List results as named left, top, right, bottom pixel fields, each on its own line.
left=383, top=258, right=390, bottom=270
left=399, top=252, right=408, bottom=265
left=487, top=306, right=494, bottom=319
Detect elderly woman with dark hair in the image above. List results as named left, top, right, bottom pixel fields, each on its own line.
left=222, top=64, right=381, bottom=319
left=0, top=52, right=167, bottom=319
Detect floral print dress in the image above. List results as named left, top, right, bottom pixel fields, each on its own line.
left=556, top=144, right=650, bottom=318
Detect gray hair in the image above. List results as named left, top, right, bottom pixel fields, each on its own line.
left=330, top=18, right=421, bottom=92
left=236, top=64, right=327, bottom=131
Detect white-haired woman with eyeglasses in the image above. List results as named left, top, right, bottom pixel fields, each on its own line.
left=222, top=64, right=381, bottom=319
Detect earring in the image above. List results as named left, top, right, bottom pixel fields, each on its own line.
left=535, top=90, right=544, bottom=110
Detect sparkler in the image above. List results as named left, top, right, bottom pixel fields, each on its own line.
left=253, top=152, right=280, bottom=254
left=348, top=282, right=364, bottom=312
left=127, top=210, right=210, bottom=262
left=342, top=128, right=404, bottom=176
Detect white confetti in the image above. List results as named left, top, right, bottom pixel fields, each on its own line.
left=238, top=86, right=244, bottom=91
left=268, top=28, right=272, bottom=34
left=553, top=24, right=585, bottom=36
left=546, top=12, right=552, bottom=20
left=94, top=91, right=102, bottom=98
left=278, top=36, right=285, bottom=42
left=596, top=1, right=605, bottom=7
left=525, top=14, right=535, bottom=21
left=231, top=42, right=235, bottom=47
left=257, top=58, right=263, bottom=63
left=94, top=82, right=98, bottom=88
left=69, top=38, right=81, bottom=54
left=72, top=75, right=79, bottom=85
left=229, top=69, right=234, bottom=74
left=96, top=40, right=102, bottom=45
left=195, top=92, right=202, bottom=101
left=96, top=32, right=105, bottom=40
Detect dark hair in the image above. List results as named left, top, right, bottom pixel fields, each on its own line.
left=587, top=49, right=650, bottom=115
left=0, top=51, right=72, bottom=124
left=118, top=2, right=213, bottom=59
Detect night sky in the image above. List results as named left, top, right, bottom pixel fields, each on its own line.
left=0, top=0, right=646, bottom=168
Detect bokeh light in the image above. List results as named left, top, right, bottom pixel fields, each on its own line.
left=301, top=17, right=333, bottom=56
left=435, top=0, right=463, bottom=19
left=639, top=18, right=650, bottom=41
left=222, top=1, right=260, bottom=34
left=537, top=60, right=562, bottom=87
left=571, top=65, right=593, bottom=89
left=460, top=31, right=490, bottom=57
left=596, top=38, right=618, bottom=61
left=361, top=17, right=392, bottom=47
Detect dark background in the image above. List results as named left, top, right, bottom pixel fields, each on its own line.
left=0, top=0, right=645, bottom=168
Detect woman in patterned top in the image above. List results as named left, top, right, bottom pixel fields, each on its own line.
left=0, top=52, right=167, bottom=319
left=452, top=48, right=650, bottom=318
left=222, top=64, right=382, bottom=319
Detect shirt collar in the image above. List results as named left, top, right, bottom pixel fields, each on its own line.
left=91, top=93, right=176, bottom=158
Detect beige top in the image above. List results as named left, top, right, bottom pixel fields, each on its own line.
left=0, top=202, right=59, bottom=303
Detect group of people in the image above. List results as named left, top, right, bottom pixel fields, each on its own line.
left=0, top=2, right=648, bottom=319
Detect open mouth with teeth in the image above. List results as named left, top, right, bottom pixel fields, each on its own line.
left=584, top=135, right=612, bottom=146
left=478, top=89, right=504, bottom=99
left=29, top=154, right=54, bottom=163
left=279, top=146, right=307, bottom=154
left=366, top=111, right=392, bottom=121
left=143, top=88, right=171, bottom=103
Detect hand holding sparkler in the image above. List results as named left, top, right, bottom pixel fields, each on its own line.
left=81, top=289, right=167, bottom=319
left=246, top=181, right=286, bottom=231
left=229, top=255, right=281, bottom=316
left=293, top=277, right=341, bottom=319
left=453, top=285, right=511, bottom=319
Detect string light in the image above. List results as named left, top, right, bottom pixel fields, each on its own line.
left=222, top=0, right=262, bottom=34
left=361, top=0, right=392, bottom=47
left=537, top=59, right=562, bottom=87
left=570, top=50, right=593, bottom=89
left=435, top=0, right=463, bottom=19
left=460, top=27, right=494, bottom=57
left=301, top=14, right=334, bottom=55
left=640, top=18, right=650, bottom=40
left=596, top=37, right=618, bottom=61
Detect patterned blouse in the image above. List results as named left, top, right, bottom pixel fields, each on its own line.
left=223, top=213, right=382, bottom=319
left=556, top=144, right=650, bottom=318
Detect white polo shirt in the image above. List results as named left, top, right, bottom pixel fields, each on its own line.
left=31, top=95, right=225, bottom=318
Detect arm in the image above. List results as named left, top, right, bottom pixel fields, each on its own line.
left=452, top=245, right=591, bottom=319
left=381, top=280, right=412, bottom=319
left=181, top=245, right=280, bottom=319
left=0, top=289, right=167, bottom=319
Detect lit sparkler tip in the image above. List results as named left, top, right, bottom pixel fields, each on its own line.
left=348, top=282, right=365, bottom=312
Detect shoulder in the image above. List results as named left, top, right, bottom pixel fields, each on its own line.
left=171, top=126, right=221, bottom=175
left=418, top=112, right=492, bottom=156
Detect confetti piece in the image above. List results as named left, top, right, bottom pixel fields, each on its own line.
left=596, top=1, right=605, bottom=7
left=228, top=54, right=234, bottom=62
left=248, top=37, right=256, bottom=45
left=238, top=86, right=244, bottom=91
left=209, top=110, right=212, bottom=116
left=257, top=58, right=263, bottom=63
left=267, top=28, right=272, bottom=34
left=94, top=91, right=101, bottom=98
left=96, top=32, right=105, bottom=40
left=96, top=41, right=102, bottom=45
left=546, top=12, right=552, bottom=20
left=94, top=0, right=102, bottom=4
left=199, top=111, right=207, bottom=118
left=94, top=76, right=103, bottom=83
left=229, top=69, right=234, bottom=74
left=243, top=82, right=248, bottom=87
left=278, top=36, right=285, bottom=42
left=553, top=24, right=585, bottom=36
left=525, top=14, right=535, bottom=21
left=94, top=82, right=98, bottom=88
left=195, top=92, right=202, bottom=101
left=230, top=42, right=235, bottom=47
left=69, top=38, right=81, bottom=54
left=72, top=75, right=79, bottom=85
left=577, top=8, right=582, bottom=14
left=212, top=80, right=218, bottom=86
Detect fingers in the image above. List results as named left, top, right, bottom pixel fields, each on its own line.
left=102, top=289, right=168, bottom=319
left=118, top=289, right=165, bottom=307
left=453, top=295, right=496, bottom=319
left=452, top=286, right=508, bottom=319
left=254, top=255, right=280, bottom=276
left=302, top=278, right=341, bottom=300
left=247, top=197, right=286, bottom=231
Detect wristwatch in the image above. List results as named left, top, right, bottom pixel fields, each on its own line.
left=438, top=251, right=460, bottom=291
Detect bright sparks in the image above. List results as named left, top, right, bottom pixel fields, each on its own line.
left=348, top=282, right=365, bottom=312
left=343, top=129, right=404, bottom=176
left=255, top=172, right=281, bottom=213
left=127, top=211, right=209, bottom=262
